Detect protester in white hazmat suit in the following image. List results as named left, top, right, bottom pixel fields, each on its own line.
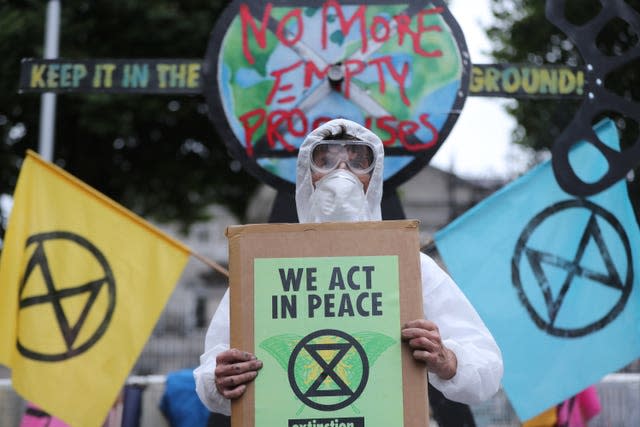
left=194, top=118, right=503, bottom=416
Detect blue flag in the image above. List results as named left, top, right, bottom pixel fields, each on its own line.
left=434, top=119, right=640, bottom=421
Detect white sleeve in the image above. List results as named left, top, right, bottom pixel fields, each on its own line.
left=420, top=253, right=504, bottom=405
left=193, top=289, right=232, bottom=415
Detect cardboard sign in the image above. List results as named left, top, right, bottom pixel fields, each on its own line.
left=226, top=220, right=428, bottom=427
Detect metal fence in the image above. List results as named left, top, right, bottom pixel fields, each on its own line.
left=1, top=374, right=639, bottom=426
left=2, top=276, right=639, bottom=426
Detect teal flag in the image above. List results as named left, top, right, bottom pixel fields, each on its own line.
left=434, top=119, right=640, bottom=421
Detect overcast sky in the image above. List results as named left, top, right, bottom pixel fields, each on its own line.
left=430, top=0, right=533, bottom=180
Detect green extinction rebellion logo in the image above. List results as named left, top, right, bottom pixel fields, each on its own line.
left=260, top=329, right=395, bottom=411
left=289, top=329, right=368, bottom=411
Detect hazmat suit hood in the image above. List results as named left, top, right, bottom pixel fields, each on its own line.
left=296, top=118, right=384, bottom=223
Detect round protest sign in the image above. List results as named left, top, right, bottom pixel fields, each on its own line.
left=204, top=0, right=470, bottom=191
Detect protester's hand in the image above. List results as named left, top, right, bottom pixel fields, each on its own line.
left=214, top=349, right=263, bottom=399
left=401, top=319, right=457, bottom=380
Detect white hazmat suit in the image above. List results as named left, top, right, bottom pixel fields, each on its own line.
left=194, top=118, right=503, bottom=415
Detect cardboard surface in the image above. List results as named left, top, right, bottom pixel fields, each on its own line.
left=226, top=220, right=428, bottom=427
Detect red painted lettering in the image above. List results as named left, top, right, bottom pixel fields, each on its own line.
left=322, top=1, right=367, bottom=53
left=312, top=116, right=332, bottom=129
left=397, top=120, right=420, bottom=151
left=367, top=57, right=387, bottom=95
left=394, top=15, right=413, bottom=50
left=287, top=109, right=309, bottom=139
left=418, top=114, right=439, bottom=149
left=266, top=60, right=304, bottom=105
left=394, top=9, right=443, bottom=58
left=267, top=109, right=307, bottom=151
left=240, top=3, right=272, bottom=65
left=238, top=109, right=441, bottom=156
left=342, top=59, right=366, bottom=99
left=364, top=116, right=373, bottom=129
left=368, top=56, right=411, bottom=106
left=385, top=59, right=410, bottom=106
left=239, top=109, right=266, bottom=156
left=277, top=9, right=303, bottom=47
left=376, top=116, right=398, bottom=146
left=240, top=4, right=446, bottom=66
left=304, top=62, right=330, bottom=88
left=370, top=15, right=391, bottom=43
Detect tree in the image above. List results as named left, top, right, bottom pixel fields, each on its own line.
left=486, top=0, right=639, bottom=216
left=0, top=0, right=260, bottom=245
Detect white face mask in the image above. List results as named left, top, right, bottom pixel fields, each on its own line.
left=308, top=169, right=367, bottom=222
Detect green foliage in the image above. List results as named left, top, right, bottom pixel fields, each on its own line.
left=487, top=0, right=639, bottom=149
left=486, top=0, right=640, bottom=217
left=0, top=0, right=260, bottom=238
left=487, top=0, right=584, bottom=153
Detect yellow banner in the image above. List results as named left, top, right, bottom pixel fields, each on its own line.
left=0, top=151, right=190, bottom=426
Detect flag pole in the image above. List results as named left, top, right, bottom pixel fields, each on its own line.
left=38, top=0, right=61, bottom=162
left=191, top=251, right=229, bottom=278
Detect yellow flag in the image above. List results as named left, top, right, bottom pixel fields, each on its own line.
left=0, top=150, right=190, bottom=426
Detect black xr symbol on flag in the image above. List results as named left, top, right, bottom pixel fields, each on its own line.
left=18, top=231, right=116, bottom=361
left=513, top=199, right=632, bottom=338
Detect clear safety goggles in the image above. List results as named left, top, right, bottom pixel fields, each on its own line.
left=309, top=140, right=376, bottom=175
